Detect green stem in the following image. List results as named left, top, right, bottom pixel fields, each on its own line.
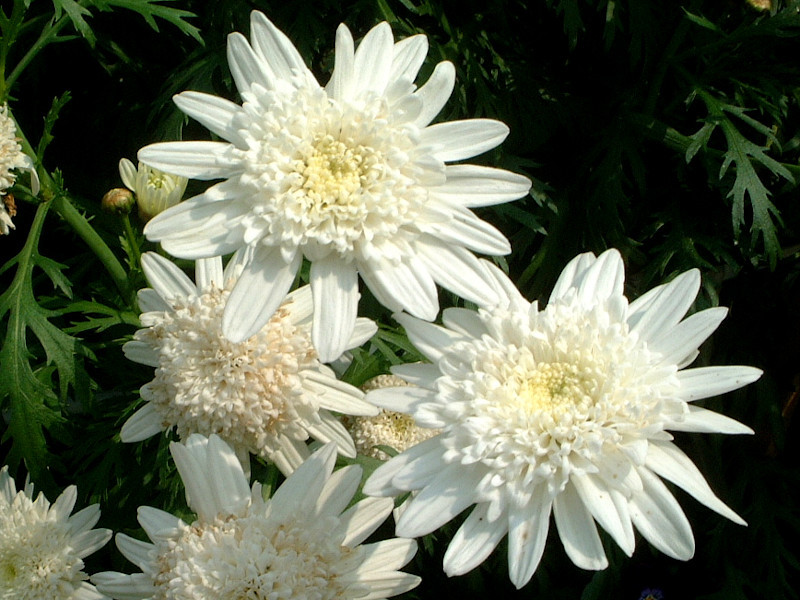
left=51, top=194, right=135, bottom=303
left=122, top=213, right=142, bottom=268
left=3, top=10, right=73, bottom=94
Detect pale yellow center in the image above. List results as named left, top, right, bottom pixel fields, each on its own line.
left=517, top=362, right=590, bottom=413
left=300, top=135, right=377, bottom=207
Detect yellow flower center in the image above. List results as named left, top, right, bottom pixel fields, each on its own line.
left=517, top=362, right=591, bottom=413
left=300, top=135, right=378, bottom=209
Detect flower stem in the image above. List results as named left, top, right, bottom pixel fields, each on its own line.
left=122, top=212, right=142, bottom=269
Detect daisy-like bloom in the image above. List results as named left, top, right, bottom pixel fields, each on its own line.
left=343, top=374, right=441, bottom=459
left=119, top=158, right=188, bottom=221
left=121, top=251, right=379, bottom=474
left=139, top=12, right=531, bottom=362
left=363, top=249, right=762, bottom=588
left=93, top=434, right=421, bottom=600
left=0, top=466, right=111, bottom=600
left=0, top=104, right=39, bottom=196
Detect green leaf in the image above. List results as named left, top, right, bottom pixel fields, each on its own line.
left=682, top=8, right=723, bottom=34
left=88, top=0, right=202, bottom=44
left=0, top=201, right=86, bottom=487
left=53, top=0, right=96, bottom=46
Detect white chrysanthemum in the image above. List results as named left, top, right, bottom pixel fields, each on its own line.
left=343, top=374, right=441, bottom=459
left=119, top=158, right=188, bottom=221
left=0, top=197, right=14, bottom=235
left=139, top=12, right=531, bottom=362
left=121, top=251, right=380, bottom=474
left=0, top=104, right=39, bottom=196
left=93, top=435, right=421, bottom=600
left=0, top=466, right=111, bottom=600
left=364, top=249, right=762, bottom=588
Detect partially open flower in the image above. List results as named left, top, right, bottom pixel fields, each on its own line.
left=119, top=158, right=187, bottom=221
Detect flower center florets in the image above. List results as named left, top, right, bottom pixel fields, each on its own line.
left=152, top=509, right=356, bottom=600
left=515, top=362, right=594, bottom=414
left=138, top=284, right=319, bottom=457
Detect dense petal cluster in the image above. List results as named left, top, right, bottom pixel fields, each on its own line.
left=139, top=11, right=531, bottom=361
left=122, top=251, right=379, bottom=474
left=0, top=104, right=39, bottom=196
left=119, top=158, right=188, bottom=221
left=93, top=435, right=421, bottom=600
left=364, top=249, right=761, bottom=588
left=0, top=466, right=111, bottom=600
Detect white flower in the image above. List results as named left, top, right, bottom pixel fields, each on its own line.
left=0, top=466, right=111, bottom=600
left=119, top=158, right=188, bottom=221
left=122, top=251, right=380, bottom=474
left=139, top=12, right=531, bottom=362
left=343, top=374, right=441, bottom=459
left=93, top=435, right=421, bottom=600
left=0, top=104, right=39, bottom=196
left=363, top=249, right=762, bottom=588
left=0, top=197, right=14, bottom=235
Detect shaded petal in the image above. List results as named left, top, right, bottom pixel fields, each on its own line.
left=137, top=506, right=185, bottom=542
left=227, top=31, right=272, bottom=95
left=667, top=406, right=753, bottom=434
left=92, top=572, right=154, bottom=600
left=394, top=312, right=467, bottom=363
left=572, top=473, right=635, bottom=556
left=306, top=410, right=357, bottom=457
left=115, top=534, right=154, bottom=571
left=355, top=573, right=421, bottom=600
left=356, top=538, right=418, bottom=574
left=359, top=256, right=438, bottom=321
left=141, top=252, right=196, bottom=299
left=390, top=34, right=428, bottom=83
left=549, top=251, right=597, bottom=302
left=118, top=158, right=137, bottom=191
left=174, top=91, right=246, bottom=147
left=651, top=307, right=728, bottom=366
left=270, top=442, right=337, bottom=520
left=137, top=288, right=171, bottom=313
left=314, top=464, right=361, bottom=519
left=413, top=61, right=456, bottom=127
left=195, top=256, right=224, bottom=291
left=677, top=366, right=762, bottom=401
left=646, top=441, right=745, bottom=525
left=367, top=386, right=437, bottom=415
left=444, top=502, right=507, bottom=576
left=507, top=490, right=552, bottom=589
left=426, top=206, right=511, bottom=255
left=311, top=256, right=359, bottom=363
left=122, top=341, right=159, bottom=368
left=250, top=11, right=316, bottom=86
left=303, top=370, right=377, bottom=416
left=628, top=270, right=701, bottom=343
left=138, top=141, right=241, bottom=180
left=337, top=496, right=395, bottom=547
left=223, top=245, right=301, bottom=343
left=421, top=119, right=509, bottom=162
left=432, top=164, right=531, bottom=207
left=348, top=317, right=378, bottom=348
left=363, top=435, right=445, bottom=497
left=553, top=482, right=608, bottom=570
left=120, top=403, right=164, bottom=442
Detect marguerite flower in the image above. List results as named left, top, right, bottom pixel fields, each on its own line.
left=0, top=104, right=39, bottom=196
left=121, top=251, right=379, bottom=474
left=363, top=249, right=761, bottom=588
left=119, top=158, right=188, bottom=221
left=139, top=12, right=531, bottom=362
left=93, top=435, right=421, bottom=600
left=0, top=466, right=111, bottom=600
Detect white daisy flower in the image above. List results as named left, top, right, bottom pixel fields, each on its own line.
left=0, top=196, right=15, bottom=235
left=363, top=249, right=761, bottom=588
left=0, top=104, right=39, bottom=196
left=93, top=434, right=421, bottom=600
left=139, top=12, right=531, bottom=362
left=121, top=251, right=379, bottom=474
left=0, top=466, right=111, bottom=600
left=119, top=158, right=188, bottom=222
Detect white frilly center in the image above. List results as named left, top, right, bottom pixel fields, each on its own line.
left=138, top=283, right=319, bottom=457
left=439, top=300, right=683, bottom=497
left=151, top=509, right=362, bottom=600
left=236, top=85, right=438, bottom=260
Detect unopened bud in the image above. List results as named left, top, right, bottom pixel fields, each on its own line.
left=746, top=0, right=771, bottom=10
left=101, top=187, right=135, bottom=215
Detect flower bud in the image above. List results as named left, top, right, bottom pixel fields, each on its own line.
left=118, top=158, right=188, bottom=222
left=101, top=187, right=135, bottom=215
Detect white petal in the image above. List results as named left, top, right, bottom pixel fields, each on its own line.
left=479, top=259, right=529, bottom=309
left=283, top=284, right=314, bottom=323
left=270, top=435, right=310, bottom=476
left=68, top=504, right=101, bottom=534
left=677, top=366, right=763, bottom=401
left=337, top=496, right=395, bottom=546
left=668, top=405, right=753, bottom=434
left=432, top=164, right=531, bottom=207
left=115, top=533, right=154, bottom=571
left=426, top=206, right=511, bottom=255
left=311, top=256, right=359, bottom=363
left=227, top=31, right=273, bottom=95
left=395, top=465, right=483, bottom=538
left=359, top=256, right=438, bottom=321
left=92, top=572, right=154, bottom=600
left=549, top=252, right=597, bottom=302
left=137, top=506, right=184, bottom=542
left=574, top=248, right=625, bottom=305
left=141, top=252, right=196, bottom=299
left=390, top=362, right=441, bottom=389
left=118, top=158, right=137, bottom=191
left=413, top=61, right=456, bottom=127
left=194, top=256, right=225, bottom=291
left=303, top=369, right=376, bottom=416
left=390, top=34, right=428, bottom=83
left=628, top=270, right=701, bottom=343
left=270, top=442, right=337, bottom=520
left=629, top=468, right=695, bottom=560
left=646, top=441, right=745, bottom=525
left=306, top=410, right=357, bottom=457
left=174, top=91, right=246, bottom=147
left=314, top=464, right=361, bottom=518
left=421, top=119, right=509, bottom=162
left=553, top=482, right=608, bottom=570
left=249, top=11, right=315, bottom=86
left=51, top=485, right=77, bottom=521
left=327, top=24, right=355, bottom=101
left=122, top=341, right=159, bottom=368
left=354, top=573, right=422, bottom=600
left=352, top=22, right=394, bottom=95
left=363, top=435, right=445, bottom=497
left=223, top=245, right=301, bottom=343
left=394, top=312, right=467, bottom=363
left=444, top=503, right=507, bottom=577
left=120, top=403, right=164, bottom=442
left=390, top=437, right=451, bottom=490
left=357, top=538, right=418, bottom=574
left=414, top=235, right=500, bottom=306
left=507, top=491, right=552, bottom=589
left=136, top=288, right=171, bottom=313
left=348, top=317, right=378, bottom=348
left=651, top=307, right=728, bottom=366
left=571, top=473, right=635, bottom=556
left=138, top=141, right=241, bottom=180
left=366, top=386, right=437, bottom=415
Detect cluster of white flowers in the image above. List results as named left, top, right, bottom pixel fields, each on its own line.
left=0, top=103, right=39, bottom=234
left=2, top=12, right=761, bottom=599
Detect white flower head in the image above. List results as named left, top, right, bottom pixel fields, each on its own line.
left=343, top=374, right=441, bottom=459
left=93, top=434, right=421, bottom=600
left=122, top=251, right=380, bottom=474
left=0, top=197, right=15, bottom=235
left=0, top=466, right=111, bottom=600
left=139, top=12, right=531, bottom=362
left=0, top=104, right=39, bottom=196
left=119, top=158, right=188, bottom=221
left=364, top=249, right=762, bottom=588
